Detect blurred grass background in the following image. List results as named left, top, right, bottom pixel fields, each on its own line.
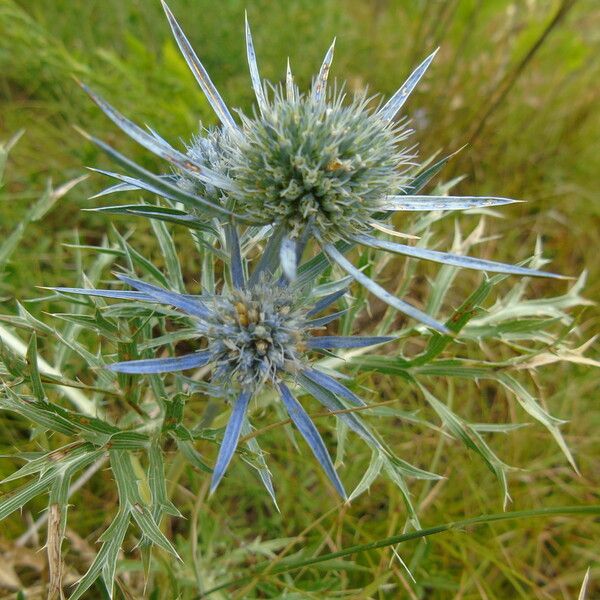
left=0, top=0, right=599, bottom=597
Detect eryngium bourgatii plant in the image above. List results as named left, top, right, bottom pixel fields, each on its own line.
left=79, top=0, right=566, bottom=336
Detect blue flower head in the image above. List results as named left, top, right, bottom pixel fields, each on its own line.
left=55, top=261, right=393, bottom=499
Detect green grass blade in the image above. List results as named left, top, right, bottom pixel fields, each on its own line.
left=201, top=505, right=600, bottom=596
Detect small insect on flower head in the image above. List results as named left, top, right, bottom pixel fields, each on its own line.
left=52, top=226, right=394, bottom=499
left=80, top=1, right=565, bottom=336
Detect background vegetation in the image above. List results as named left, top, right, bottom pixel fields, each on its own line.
left=0, top=0, right=598, bottom=597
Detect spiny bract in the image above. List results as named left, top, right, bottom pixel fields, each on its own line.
left=179, top=127, right=229, bottom=205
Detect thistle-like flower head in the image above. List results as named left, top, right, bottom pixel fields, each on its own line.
left=178, top=127, right=229, bottom=205
left=202, top=282, right=308, bottom=388
left=219, top=87, right=411, bottom=240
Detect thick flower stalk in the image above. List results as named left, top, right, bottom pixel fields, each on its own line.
left=53, top=236, right=394, bottom=498
left=78, top=1, right=565, bottom=337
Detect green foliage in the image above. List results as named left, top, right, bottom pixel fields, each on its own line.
left=0, top=0, right=598, bottom=598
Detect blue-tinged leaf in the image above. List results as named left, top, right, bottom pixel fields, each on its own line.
left=210, top=390, right=253, bottom=493
left=319, top=239, right=449, bottom=333
left=244, top=13, right=267, bottom=113
left=352, top=233, right=565, bottom=279
left=80, top=131, right=248, bottom=222
left=50, top=287, right=153, bottom=301
left=307, top=335, right=394, bottom=350
left=225, top=222, right=245, bottom=289
left=312, top=38, right=336, bottom=102
left=306, top=288, right=347, bottom=316
left=378, top=49, right=438, bottom=122
left=305, top=309, right=348, bottom=328
left=116, top=274, right=213, bottom=319
left=162, top=1, right=237, bottom=129
left=108, top=351, right=211, bottom=374
left=301, top=368, right=366, bottom=407
left=81, top=84, right=233, bottom=190
left=277, top=382, right=346, bottom=499
left=280, top=235, right=297, bottom=282
left=379, top=195, right=519, bottom=211
left=87, top=203, right=217, bottom=234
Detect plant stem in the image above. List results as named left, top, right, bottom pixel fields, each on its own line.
left=199, top=504, right=600, bottom=597
left=467, top=0, right=578, bottom=144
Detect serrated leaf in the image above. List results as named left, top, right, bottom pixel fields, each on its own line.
left=0, top=387, right=78, bottom=435
left=494, top=373, right=578, bottom=473
left=151, top=219, right=185, bottom=293
left=0, top=470, right=55, bottom=521
left=148, top=442, right=181, bottom=519
left=419, top=385, right=510, bottom=506
left=382, top=460, right=421, bottom=529
left=349, top=451, right=385, bottom=501
left=70, top=510, right=130, bottom=600
left=130, top=503, right=180, bottom=558
left=110, top=450, right=142, bottom=504
left=175, top=438, right=213, bottom=473
left=2, top=442, right=96, bottom=484
left=241, top=418, right=278, bottom=509
left=108, top=431, right=151, bottom=450
left=386, top=454, right=441, bottom=481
